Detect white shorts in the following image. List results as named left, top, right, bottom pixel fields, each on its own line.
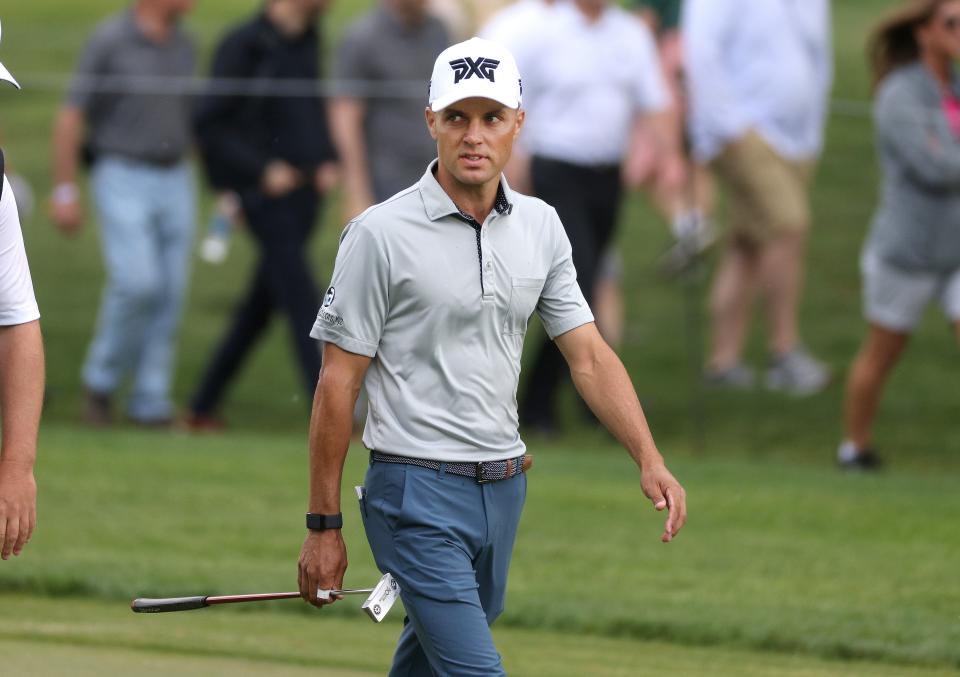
left=862, top=251, right=960, bottom=332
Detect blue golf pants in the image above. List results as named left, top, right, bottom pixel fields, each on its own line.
left=361, top=458, right=527, bottom=676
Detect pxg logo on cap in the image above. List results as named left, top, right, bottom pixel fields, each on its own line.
left=450, top=57, right=500, bottom=84
left=429, top=37, right=521, bottom=112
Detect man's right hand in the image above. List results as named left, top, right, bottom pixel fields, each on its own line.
left=49, top=190, right=84, bottom=237
left=298, top=529, right=348, bottom=607
left=0, top=460, right=37, bottom=560
left=262, top=160, right=303, bottom=198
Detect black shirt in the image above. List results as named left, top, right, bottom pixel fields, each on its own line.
left=195, top=13, right=336, bottom=191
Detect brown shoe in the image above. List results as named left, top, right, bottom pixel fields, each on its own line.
left=81, top=388, right=113, bottom=428
left=178, top=411, right=227, bottom=433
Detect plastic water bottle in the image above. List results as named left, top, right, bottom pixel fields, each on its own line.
left=199, top=192, right=240, bottom=264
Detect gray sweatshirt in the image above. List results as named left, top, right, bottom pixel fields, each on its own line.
left=867, top=63, right=960, bottom=272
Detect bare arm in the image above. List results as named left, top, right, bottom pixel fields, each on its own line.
left=298, top=342, right=372, bottom=606
left=49, top=106, right=85, bottom=235
left=329, top=97, right=374, bottom=223
left=645, top=109, right=686, bottom=197
left=555, top=323, right=686, bottom=542
left=0, top=319, right=44, bottom=559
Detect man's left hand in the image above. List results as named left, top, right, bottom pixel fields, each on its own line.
left=640, top=462, right=686, bottom=543
left=315, top=162, right=340, bottom=195
left=0, top=460, right=37, bottom=560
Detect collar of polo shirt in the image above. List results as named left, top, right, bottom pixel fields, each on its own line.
left=420, top=160, right=515, bottom=223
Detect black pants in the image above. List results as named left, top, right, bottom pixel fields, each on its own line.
left=190, top=186, right=321, bottom=415
left=520, top=157, right=622, bottom=427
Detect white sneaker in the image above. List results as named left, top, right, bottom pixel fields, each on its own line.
left=765, top=347, right=831, bottom=396
left=704, top=363, right=756, bottom=390
left=659, top=212, right=718, bottom=278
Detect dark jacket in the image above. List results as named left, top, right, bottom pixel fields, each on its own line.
left=195, top=13, right=336, bottom=192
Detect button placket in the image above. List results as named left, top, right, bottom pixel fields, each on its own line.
left=480, top=226, right=494, bottom=301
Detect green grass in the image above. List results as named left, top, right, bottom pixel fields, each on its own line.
left=1, top=0, right=959, bottom=674
left=1, top=426, right=957, bottom=673
left=3, top=595, right=957, bottom=677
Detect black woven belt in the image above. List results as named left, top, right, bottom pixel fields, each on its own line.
left=371, top=451, right=526, bottom=484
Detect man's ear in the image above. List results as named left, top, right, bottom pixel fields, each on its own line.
left=513, top=109, right=525, bottom=139
left=425, top=107, right=439, bottom=141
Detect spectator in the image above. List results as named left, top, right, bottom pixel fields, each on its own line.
left=684, top=0, right=833, bottom=395
left=625, top=0, right=716, bottom=274
left=331, top=0, right=449, bottom=223
left=429, top=0, right=513, bottom=38
left=0, top=32, right=45, bottom=561
left=49, top=0, right=197, bottom=427
left=479, top=0, right=555, bottom=194
left=507, top=0, right=682, bottom=434
left=183, top=0, right=337, bottom=430
left=839, top=0, right=960, bottom=470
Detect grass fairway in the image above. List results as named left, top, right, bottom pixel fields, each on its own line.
left=0, top=426, right=956, bottom=673
left=2, top=596, right=957, bottom=677
left=1, top=0, right=959, bottom=674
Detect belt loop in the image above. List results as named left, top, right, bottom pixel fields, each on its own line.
left=438, top=462, right=447, bottom=478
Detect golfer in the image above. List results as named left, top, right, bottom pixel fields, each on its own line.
left=298, top=38, right=686, bottom=675
left=0, top=25, right=45, bottom=562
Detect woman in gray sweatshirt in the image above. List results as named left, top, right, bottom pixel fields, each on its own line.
left=839, top=0, right=960, bottom=470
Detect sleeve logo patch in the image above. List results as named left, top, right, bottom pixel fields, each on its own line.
left=323, top=286, right=336, bottom=308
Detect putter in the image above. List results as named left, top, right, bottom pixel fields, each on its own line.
left=131, top=572, right=400, bottom=623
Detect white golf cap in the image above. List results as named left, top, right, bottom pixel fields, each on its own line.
left=428, top=37, right=521, bottom=112
left=0, top=20, right=19, bottom=90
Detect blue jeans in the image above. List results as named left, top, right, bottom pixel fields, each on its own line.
left=83, top=156, right=195, bottom=420
left=361, top=459, right=527, bottom=676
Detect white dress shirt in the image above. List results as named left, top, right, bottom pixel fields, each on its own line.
left=0, top=176, right=40, bottom=326
left=480, top=0, right=554, bottom=52
left=494, top=1, right=669, bottom=166
left=683, top=0, right=833, bottom=163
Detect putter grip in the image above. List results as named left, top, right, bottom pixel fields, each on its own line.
left=131, top=596, right=208, bottom=613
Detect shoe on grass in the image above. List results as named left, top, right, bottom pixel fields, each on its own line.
left=178, top=411, right=227, bottom=433
left=81, top=388, right=113, bottom=428
left=837, top=440, right=883, bottom=471
left=765, top=346, right=831, bottom=396
left=658, top=212, right=718, bottom=278
left=704, top=363, right=755, bottom=390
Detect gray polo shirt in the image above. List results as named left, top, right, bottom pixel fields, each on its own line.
left=334, top=8, right=449, bottom=201
left=311, top=162, right=594, bottom=462
left=67, top=10, right=195, bottom=165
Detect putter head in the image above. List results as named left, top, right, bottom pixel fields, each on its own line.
left=361, top=573, right=400, bottom=623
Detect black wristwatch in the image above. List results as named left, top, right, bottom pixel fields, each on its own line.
left=306, top=512, right=343, bottom=531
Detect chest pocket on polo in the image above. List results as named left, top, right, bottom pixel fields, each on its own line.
left=503, top=277, right=545, bottom=336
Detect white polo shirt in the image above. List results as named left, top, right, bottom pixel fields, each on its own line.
left=505, top=1, right=669, bottom=166
left=0, top=175, right=40, bottom=326
left=311, top=162, right=594, bottom=462
left=683, top=0, right=833, bottom=162
left=479, top=0, right=553, bottom=55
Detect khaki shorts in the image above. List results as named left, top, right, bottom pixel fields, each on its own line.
left=712, top=131, right=815, bottom=245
